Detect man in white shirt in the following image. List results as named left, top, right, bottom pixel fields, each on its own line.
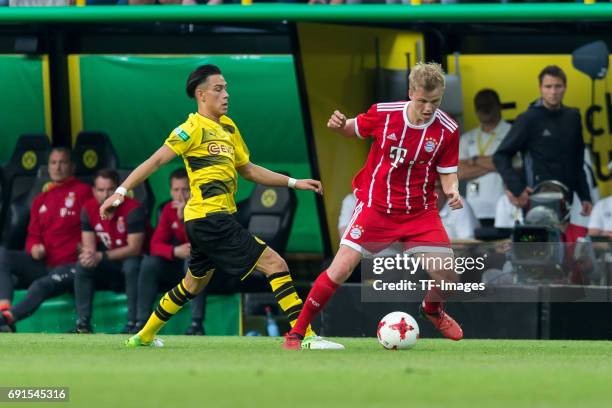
left=435, top=183, right=480, bottom=240
left=567, top=150, right=600, bottom=241
left=588, top=197, right=612, bottom=237
left=459, top=89, right=511, bottom=226
left=494, top=194, right=524, bottom=228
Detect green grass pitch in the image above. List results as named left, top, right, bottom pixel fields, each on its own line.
left=0, top=334, right=610, bottom=408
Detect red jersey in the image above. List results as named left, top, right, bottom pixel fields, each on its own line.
left=353, top=101, right=459, bottom=214
left=150, top=201, right=188, bottom=261
left=26, top=177, right=93, bottom=267
left=81, top=197, right=146, bottom=251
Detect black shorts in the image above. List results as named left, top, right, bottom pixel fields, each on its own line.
left=185, top=213, right=267, bottom=280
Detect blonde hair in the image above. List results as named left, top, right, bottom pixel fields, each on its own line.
left=409, top=62, right=445, bottom=92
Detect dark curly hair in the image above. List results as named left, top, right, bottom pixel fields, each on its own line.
left=186, top=64, right=222, bottom=99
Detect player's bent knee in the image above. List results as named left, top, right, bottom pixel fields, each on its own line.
left=257, top=248, right=288, bottom=275
left=327, top=253, right=360, bottom=284
left=185, top=268, right=213, bottom=294
left=327, top=263, right=352, bottom=283
left=271, top=256, right=289, bottom=273
left=183, top=273, right=200, bottom=294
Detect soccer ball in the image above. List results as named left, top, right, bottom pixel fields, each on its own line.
left=377, top=311, right=419, bottom=350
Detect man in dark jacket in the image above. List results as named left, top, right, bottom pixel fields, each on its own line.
left=493, top=65, right=592, bottom=216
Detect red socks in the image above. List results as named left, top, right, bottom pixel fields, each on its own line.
left=422, top=287, right=445, bottom=314
left=291, top=271, right=339, bottom=337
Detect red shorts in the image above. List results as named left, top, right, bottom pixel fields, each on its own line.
left=340, top=200, right=451, bottom=255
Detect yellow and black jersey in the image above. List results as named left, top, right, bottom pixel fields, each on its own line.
left=164, top=112, right=250, bottom=222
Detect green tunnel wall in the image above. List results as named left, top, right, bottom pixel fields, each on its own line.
left=70, top=55, right=322, bottom=253
left=0, top=54, right=50, bottom=162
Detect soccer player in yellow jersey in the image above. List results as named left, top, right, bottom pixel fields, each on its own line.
left=101, top=64, right=343, bottom=349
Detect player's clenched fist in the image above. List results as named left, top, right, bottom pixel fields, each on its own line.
left=447, top=190, right=463, bottom=210
left=327, top=110, right=347, bottom=130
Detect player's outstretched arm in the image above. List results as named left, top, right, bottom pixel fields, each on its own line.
left=237, top=162, right=323, bottom=195
left=439, top=173, right=463, bottom=210
left=100, top=145, right=177, bottom=219
left=327, top=110, right=357, bottom=138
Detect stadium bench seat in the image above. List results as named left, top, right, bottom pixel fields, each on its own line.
left=0, top=133, right=51, bottom=242
left=0, top=134, right=51, bottom=249
left=1, top=156, right=53, bottom=250
left=73, top=130, right=119, bottom=184
left=13, top=290, right=241, bottom=335
left=72, top=131, right=155, bottom=215
left=241, top=177, right=297, bottom=257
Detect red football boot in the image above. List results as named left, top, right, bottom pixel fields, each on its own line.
left=420, top=305, right=463, bottom=341
left=282, top=333, right=303, bottom=350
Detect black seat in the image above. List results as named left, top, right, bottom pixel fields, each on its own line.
left=0, top=134, right=51, bottom=241
left=73, top=131, right=119, bottom=184
left=243, top=181, right=297, bottom=257
left=1, top=165, right=52, bottom=250
left=117, top=169, right=155, bottom=217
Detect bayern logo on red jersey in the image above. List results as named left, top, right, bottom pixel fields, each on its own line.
left=424, top=137, right=437, bottom=153
left=349, top=225, right=364, bottom=240
left=64, top=192, right=75, bottom=209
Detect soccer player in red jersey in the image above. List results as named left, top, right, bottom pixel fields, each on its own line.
left=285, top=62, right=464, bottom=349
